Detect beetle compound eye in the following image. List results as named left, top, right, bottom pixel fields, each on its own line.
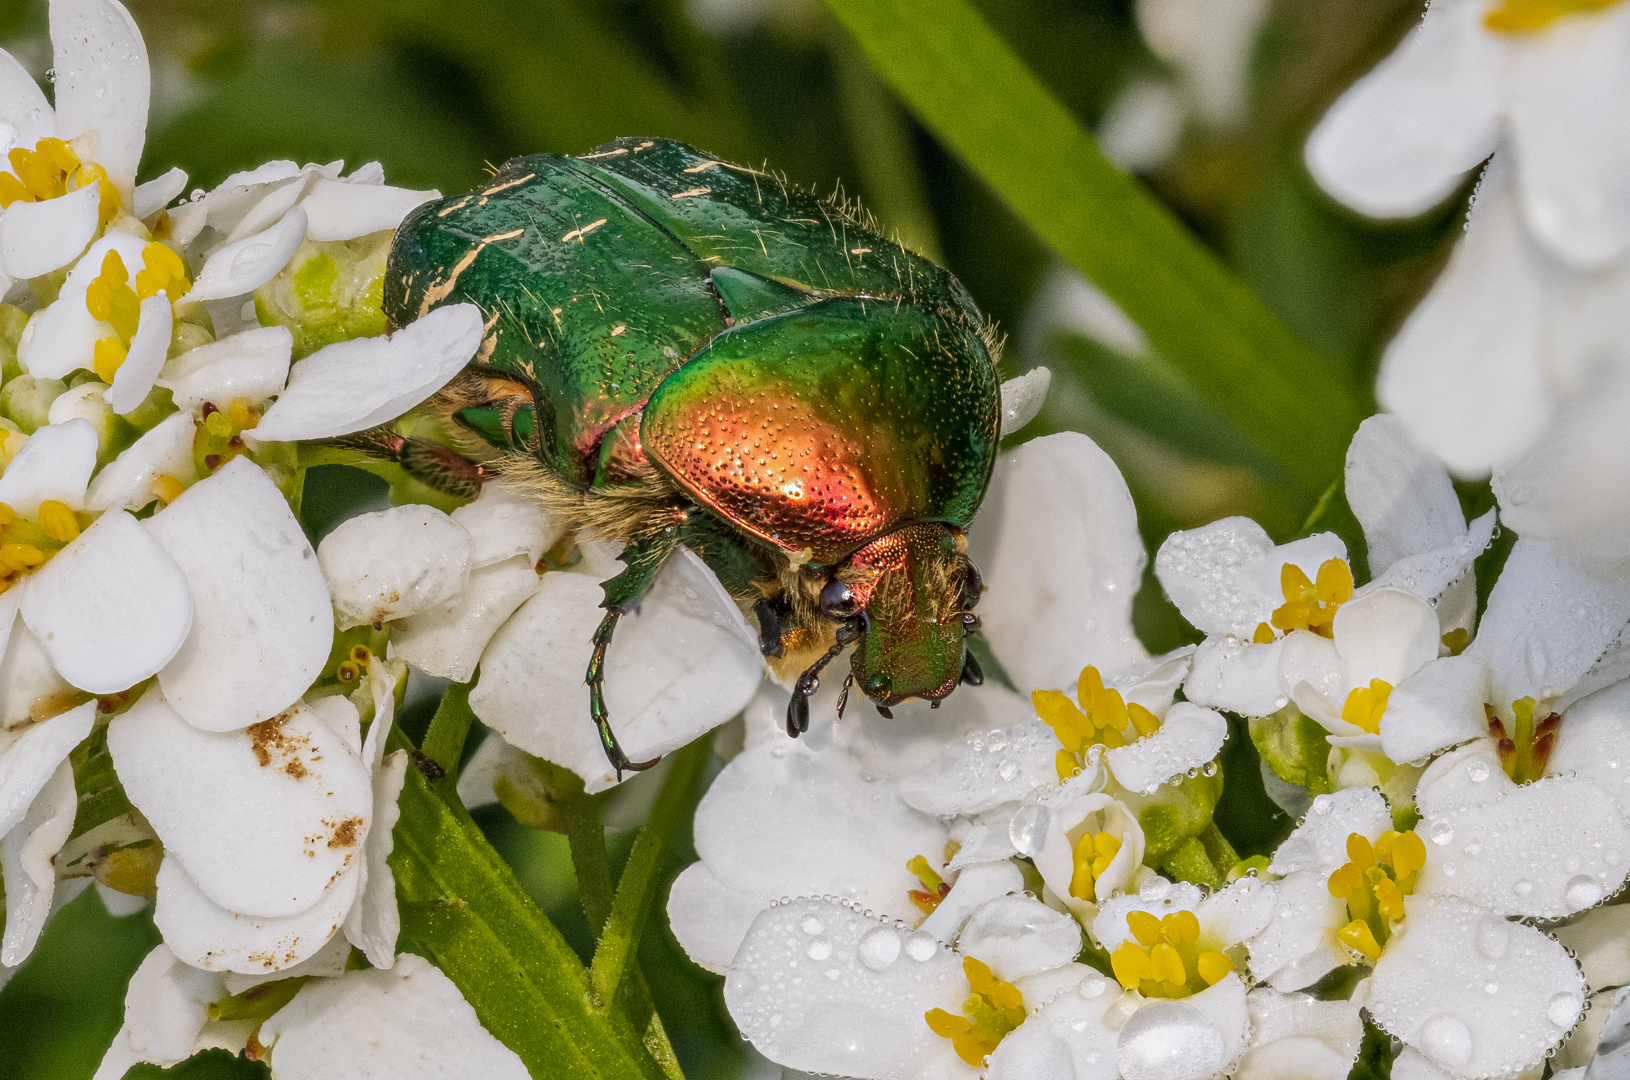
left=820, top=579, right=858, bottom=620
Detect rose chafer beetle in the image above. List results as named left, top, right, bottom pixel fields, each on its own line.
left=381, top=137, right=1002, bottom=775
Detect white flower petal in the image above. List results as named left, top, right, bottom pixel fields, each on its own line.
left=1155, top=518, right=1343, bottom=637
left=223, top=168, right=320, bottom=245
left=154, top=324, right=293, bottom=411
left=0, top=417, right=97, bottom=515
left=1553, top=905, right=1630, bottom=993
left=723, top=897, right=978, bottom=1080
left=1380, top=653, right=1490, bottom=765
left=1344, top=413, right=1465, bottom=573
left=0, top=617, right=72, bottom=731
left=152, top=854, right=358, bottom=974
left=132, top=167, right=187, bottom=220
left=899, top=717, right=1059, bottom=818
left=1368, top=895, right=1584, bottom=1077
left=104, top=294, right=171, bottom=414
left=1030, top=792, right=1140, bottom=925
left=0, top=48, right=54, bottom=155
left=343, top=746, right=405, bottom=970
left=1199, top=875, right=1278, bottom=945
left=1185, top=635, right=1287, bottom=716
left=1303, top=0, right=1499, bottom=218
left=449, top=483, right=562, bottom=568
left=1277, top=630, right=1344, bottom=729
left=1366, top=509, right=1496, bottom=605
left=187, top=207, right=308, bottom=303
left=0, top=183, right=100, bottom=279
left=970, top=431, right=1147, bottom=692
left=90, top=944, right=225, bottom=1080
left=84, top=411, right=195, bottom=512
left=250, top=303, right=484, bottom=443
left=109, top=690, right=372, bottom=917
left=1245, top=870, right=1348, bottom=992
left=470, top=563, right=762, bottom=792
left=1473, top=539, right=1630, bottom=707
left=997, top=366, right=1050, bottom=438
left=1014, top=961, right=1095, bottom=1006
left=985, top=969, right=1121, bottom=1080
left=1507, top=6, right=1630, bottom=268
left=918, top=860, right=1026, bottom=943
left=22, top=509, right=191, bottom=693
left=1551, top=679, right=1630, bottom=819
left=1269, top=787, right=1392, bottom=875
left=693, top=739, right=946, bottom=921
left=1375, top=155, right=1552, bottom=477
left=1332, top=587, right=1440, bottom=692
left=300, top=178, right=440, bottom=242
left=1093, top=880, right=1205, bottom=951
left=1105, top=702, right=1226, bottom=794
left=1238, top=989, right=1362, bottom=1080
left=146, top=457, right=331, bottom=730
left=1113, top=975, right=1248, bottom=1080
left=259, top=953, right=528, bottom=1079
left=0, top=759, right=76, bottom=965
left=956, top=893, right=1082, bottom=981
left=0, top=700, right=93, bottom=838
left=318, top=503, right=472, bottom=630
left=1416, top=773, right=1630, bottom=919
left=666, top=861, right=765, bottom=976
left=49, top=0, right=150, bottom=198
left=390, top=556, right=540, bottom=682
left=17, top=232, right=148, bottom=380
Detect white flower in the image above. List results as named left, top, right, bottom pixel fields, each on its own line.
left=1234, top=988, right=1364, bottom=1080
left=94, top=947, right=526, bottom=1079
left=0, top=0, right=150, bottom=288
left=1246, top=786, right=1589, bottom=1077
left=1306, top=0, right=1630, bottom=271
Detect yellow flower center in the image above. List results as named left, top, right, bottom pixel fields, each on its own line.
left=1340, top=678, right=1393, bottom=735
left=1487, top=695, right=1561, bottom=784
left=1070, top=831, right=1123, bottom=902
left=87, top=244, right=192, bottom=384
left=925, top=956, right=1027, bottom=1066
left=1258, top=558, right=1353, bottom=641
left=0, top=499, right=88, bottom=590
left=1485, top=0, right=1623, bottom=33
left=1327, top=829, right=1425, bottom=961
left=0, top=138, right=120, bottom=224
left=907, top=854, right=950, bottom=916
left=1109, top=908, right=1235, bottom=998
left=1034, top=665, right=1163, bottom=781
left=194, top=397, right=259, bottom=477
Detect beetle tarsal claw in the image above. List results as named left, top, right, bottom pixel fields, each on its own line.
left=961, top=649, right=984, bottom=687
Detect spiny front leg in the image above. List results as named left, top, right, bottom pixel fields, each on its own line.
left=586, top=608, right=661, bottom=780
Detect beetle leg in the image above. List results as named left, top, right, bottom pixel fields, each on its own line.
left=325, top=425, right=487, bottom=499
left=785, top=616, right=865, bottom=738
left=753, top=597, right=786, bottom=658
left=961, top=649, right=985, bottom=687
left=586, top=608, right=661, bottom=779
left=836, top=673, right=853, bottom=719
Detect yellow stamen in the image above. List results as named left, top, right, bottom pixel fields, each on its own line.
left=1442, top=627, right=1469, bottom=656
left=134, top=241, right=190, bottom=300
left=86, top=250, right=141, bottom=343
left=908, top=854, right=948, bottom=915
left=1126, top=910, right=1163, bottom=947
left=0, top=502, right=15, bottom=526
left=37, top=500, right=79, bottom=543
left=1252, top=621, right=1275, bottom=644
left=1327, top=861, right=1364, bottom=900
left=1110, top=908, right=1233, bottom=997
left=204, top=409, right=235, bottom=439
left=1486, top=0, right=1622, bottom=32
left=1162, top=909, right=1200, bottom=943
left=1340, top=678, right=1393, bottom=734
left=0, top=543, right=45, bottom=572
left=1069, top=830, right=1122, bottom=901
left=1196, top=952, right=1234, bottom=986
left=1149, top=942, right=1186, bottom=984
left=336, top=660, right=360, bottom=682
left=229, top=397, right=260, bottom=430
left=1270, top=558, right=1353, bottom=637
left=93, top=337, right=128, bottom=383
left=1111, top=940, right=1152, bottom=987
left=1128, top=702, right=1161, bottom=737
left=1033, top=688, right=1089, bottom=753
left=926, top=957, right=1026, bottom=1066
left=1338, top=919, right=1382, bottom=961
left=1346, top=833, right=1375, bottom=870
left=151, top=475, right=187, bottom=505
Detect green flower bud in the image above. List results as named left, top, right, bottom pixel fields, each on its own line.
left=255, top=234, right=390, bottom=359
left=1, top=374, right=69, bottom=433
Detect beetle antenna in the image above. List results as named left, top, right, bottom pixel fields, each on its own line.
left=786, top=617, right=864, bottom=738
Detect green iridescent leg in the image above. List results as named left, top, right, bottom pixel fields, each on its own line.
left=585, top=608, right=660, bottom=779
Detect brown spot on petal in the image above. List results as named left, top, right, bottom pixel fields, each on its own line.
left=247, top=710, right=312, bottom=776
left=328, top=817, right=363, bottom=849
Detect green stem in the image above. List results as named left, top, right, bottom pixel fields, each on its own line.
left=823, top=0, right=1366, bottom=506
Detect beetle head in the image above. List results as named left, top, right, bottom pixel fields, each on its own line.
left=828, top=522, right=983, bottom=707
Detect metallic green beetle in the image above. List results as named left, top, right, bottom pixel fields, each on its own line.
left=381, top=137, right=1001, bottom=774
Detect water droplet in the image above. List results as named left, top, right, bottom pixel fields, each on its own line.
left=1116, top=1000, right=1226, bottom=1080
left=1477, top=920, right=1509, bottom=959
left=1312, top=794, right=1333, bottom=815
left=1484, top=981, right=1499, bottom=995
left=1202, top=761, right=1218, bottom=777
left=998, top=759, right=1020, bottom=782
left=1565, top=875, right=1603, bottom=910
left=857, top=927, right=901, bottom=971
left=805, top=937, right=833, bottom=960
left=1548, top=991, right=1583, bottom=1028
left=769, top=1012, right=782, bottom=1027
left=987, top=730, right=1008, bottom=753
left=1467, top=761, right=1490, bottom=782
left=1077, top=975, right=1109, bottom=999
left=1417, top=1015, right=1473, bottom=1068
left=800, top=915, right=823, bottom=935
left=1008, top=803, right=1050, bottom=857
left=1139, top=877, right=1172, bottom=902
left=904, top=930, right=937, bottom=962
left=1070, top=1015, right=1089, bottom=1032
left=824, top=966, right=840, bottom=980
left=1427, top=819, right=1454, bottom=846
left=1513, top=879, right=1534, bottom=897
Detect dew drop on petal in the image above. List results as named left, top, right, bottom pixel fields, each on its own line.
left=805, top=937, right=833, bottom=960
left=1311, top=794, right=1333, bottom=815
left=1476, top=920, right=1509, bottom=960
left=1139, top=877, right=1172, bottom=902
left=1467, top=761, right=1490, bottom=782
left=998, top=758, right=1020, bottom=782
left=1484, top=981, right=1498, bottom=994
left=904, top=930, right=937, bottom=962
left=1427, top=819, right=1454, bottom=846
left=1078, top=974, right=1110, bottom=999
left=1512, top=879, right=1534, bottom=897
left=1564, top=875, right=1603, bottom=910
left=1071, top=1015, right=1089, bottom=1032
left=1548, top=991, right=1583, bottom=1028
left=1009, top=803, right=1050, bottom=857
left=1417, top=1015, right=1473, bottom=1068
left=987, top=730, right=1008, bottom=753
left=1116, top=1000, right=1225, bottom=1080
left=800, top=915, right=823, bottom=935
left=856, top=926, right=901, bottom=971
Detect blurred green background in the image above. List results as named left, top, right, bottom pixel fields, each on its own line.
left=0, top=0, right=1461, bottom=1076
